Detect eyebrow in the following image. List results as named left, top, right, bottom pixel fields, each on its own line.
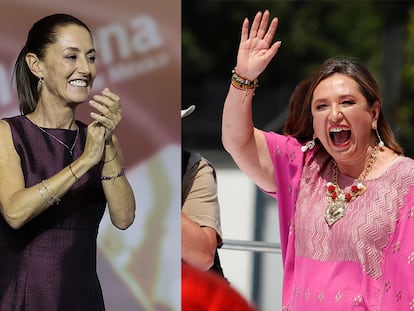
left=63, top=47, right=96, bottom=54
left=312, top=94, right=357, bottom=104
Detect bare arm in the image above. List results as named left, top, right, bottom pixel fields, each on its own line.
left=0, top=120, right=100, bottom=229
left=182, top=158, right=221, bottom=271
left=222, top=10, right=281, bottom=192
left=89, top=88, right=135, bottom=229
left=99, top=136, right=135, bottom=229
left=181, top=213, right=217, bottom=271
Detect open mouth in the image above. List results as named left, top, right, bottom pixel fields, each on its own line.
left=329, top=127, right=351, bottom=146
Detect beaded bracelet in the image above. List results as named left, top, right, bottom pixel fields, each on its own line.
left=231, top=68, right=259, bottom=90
left=101, top=167, right=125, bottom=181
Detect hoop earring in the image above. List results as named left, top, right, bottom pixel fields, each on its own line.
left=375, top=128, right=385, bottom=147
left=37, top=77, right=43, bottom=93
left=301, top=138, right=316, bottom=152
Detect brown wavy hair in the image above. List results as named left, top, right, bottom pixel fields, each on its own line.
left=283, top=57, right=403, bottom=155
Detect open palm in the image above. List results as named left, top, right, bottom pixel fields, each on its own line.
left=236, top=10, right=282, bottom=81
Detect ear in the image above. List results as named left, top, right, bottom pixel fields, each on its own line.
left=371, top=101, right=380, bottom=130
left=25, top=53, right=43, bottom=79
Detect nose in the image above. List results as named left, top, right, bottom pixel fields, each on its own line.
left=77, top=56, right=92, bottom=75
left=328, top=105, right=343, bottom=123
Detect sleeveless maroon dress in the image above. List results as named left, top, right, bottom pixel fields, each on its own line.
left=0, top=115, right=106, bottom=310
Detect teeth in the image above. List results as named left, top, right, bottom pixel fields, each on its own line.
left=330, top=127, right=346, bottom=133
left=70, top=80, right=87, bottom=87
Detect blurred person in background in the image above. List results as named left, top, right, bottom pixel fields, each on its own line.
left=181, top=105, right=225, bottom=278
left=182, top=105, right=256, bottom=310
left=0, top=13, right=135, bottom=310
left=222, top=10, right=414, bottom=310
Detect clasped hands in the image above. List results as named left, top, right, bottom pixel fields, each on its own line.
left=89, top=87, right=122, bottom=142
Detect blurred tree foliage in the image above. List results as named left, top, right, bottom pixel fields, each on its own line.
left=400, top=5, right=414, bottom=157
left=182, top=0, right=414, bottom=156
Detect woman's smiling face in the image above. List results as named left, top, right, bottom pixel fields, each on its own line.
left=39, top=24, right=96, bottom=105
left=311, top=73, right=379, bottom=163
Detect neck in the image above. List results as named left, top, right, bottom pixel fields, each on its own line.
left=334, top=145, right=380, bottom=182
left=335, top=145, right=380, bottom=179
left=28, top=107, right=76, bottom=130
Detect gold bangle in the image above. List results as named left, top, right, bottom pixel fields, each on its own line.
left=231, top=68, right=259, bottom=90
left=69, top=164, right=79, bottom=182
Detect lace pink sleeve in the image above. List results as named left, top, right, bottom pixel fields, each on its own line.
left=379, top=184, right=414, bottom=310
left=260, top=131, right=305, bottom=258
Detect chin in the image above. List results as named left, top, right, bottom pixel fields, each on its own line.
left=69, top=96, right=89, bottom=105
left=72, top=90, right=90, bottom=99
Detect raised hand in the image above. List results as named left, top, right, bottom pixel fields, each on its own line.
left=236, top=10, right=281, bottom=81
left=89, top=88, right=122, bottom=142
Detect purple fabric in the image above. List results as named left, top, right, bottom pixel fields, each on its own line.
left=262, top=130, right=414, bottom=310
left=0, top=115, right=106, bottom=311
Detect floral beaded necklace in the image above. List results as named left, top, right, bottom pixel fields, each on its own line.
left=324, top=145, right=380, bottom=228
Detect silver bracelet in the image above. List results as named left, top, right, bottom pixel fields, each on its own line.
left=39, top=180, right=61, bottom=205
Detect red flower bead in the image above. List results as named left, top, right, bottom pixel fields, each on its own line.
left=345, top=193, right=353, bottom=202
left=327, top=185, right=336, bottom=193
left=332, top=192, right=337, bottom=200
left=351, top=185, right=359, bottom=193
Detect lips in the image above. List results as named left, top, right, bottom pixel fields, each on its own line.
left=329, top=127, right=351, bottom=145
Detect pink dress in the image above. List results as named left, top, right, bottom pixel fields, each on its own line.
left=263, top=131, right=414, bottom=311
